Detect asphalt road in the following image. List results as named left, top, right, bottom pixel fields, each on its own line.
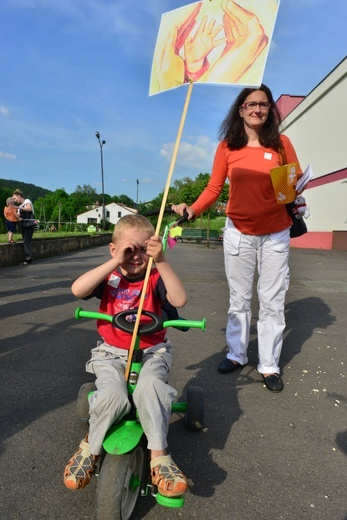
left=1, top=243, right=346, bottom=520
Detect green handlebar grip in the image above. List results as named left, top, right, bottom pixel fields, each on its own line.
left=163, top=318, right=206, bottom=332
left=75, top=307, right=113, bottom=323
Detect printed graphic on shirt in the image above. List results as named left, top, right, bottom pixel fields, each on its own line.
left=109, top=282, right=148, bottom=314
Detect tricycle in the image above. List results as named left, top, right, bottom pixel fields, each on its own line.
left=74, top=306, right=206, bottom=520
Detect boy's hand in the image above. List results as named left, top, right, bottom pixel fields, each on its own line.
left=146, top=236, right=165, bottom=263
left=112, top=239, right=144, bottom=265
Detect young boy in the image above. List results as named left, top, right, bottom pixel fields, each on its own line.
left=64, top=214, right=189, bottom=497
left=3, top=197, right=18, bottom=243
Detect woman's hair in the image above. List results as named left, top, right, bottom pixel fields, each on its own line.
left=6, top=197, right=15, bottom=205
left=13, top=189, right=24, bottom=198
left=112, top=214, right=154, bottom=242
left=218, top=84, right=283, bottom=151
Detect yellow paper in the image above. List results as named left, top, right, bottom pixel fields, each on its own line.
left=149, top=0, right=280, bottom=95
left=169, top=226, right=182, bottom=238
left=270, top=163, right=298, bottom=204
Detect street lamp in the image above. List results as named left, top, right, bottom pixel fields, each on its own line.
left=95, top=131, right=106, bottom=230
left=136, top=179, right=139, bottom=209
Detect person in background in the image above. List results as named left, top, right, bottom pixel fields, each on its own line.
left=173, top=84, right=303, bottom=392
left=4, top=197, right=18, bottom=243
left=12, top=189, right=35, bottom=265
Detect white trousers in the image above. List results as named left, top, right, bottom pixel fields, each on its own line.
left=85, top=341, right=177, bottom=455
left=223, top=218, right=290, bottom=374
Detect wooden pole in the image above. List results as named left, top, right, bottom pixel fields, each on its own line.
left=124, top=81, right=194, bottom=381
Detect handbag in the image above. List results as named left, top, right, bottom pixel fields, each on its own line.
left=278, top=145, right=307, bottom=239
left=20, top=209, right=36, bottom=228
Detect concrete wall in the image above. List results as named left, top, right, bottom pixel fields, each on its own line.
left=0, top=234, right=112, bottom=268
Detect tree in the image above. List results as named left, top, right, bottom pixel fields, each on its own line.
left=112, top=194, right=136, bottom=208
left=170, top=173, right=228, bottom=209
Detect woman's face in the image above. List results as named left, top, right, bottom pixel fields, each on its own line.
left=239, top=90, right=270, bottom=130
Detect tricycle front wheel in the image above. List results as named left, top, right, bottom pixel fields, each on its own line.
left=96, top=443, right=145, bottom=520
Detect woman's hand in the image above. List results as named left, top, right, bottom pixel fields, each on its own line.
left=171, top=203, right=195, bottom=220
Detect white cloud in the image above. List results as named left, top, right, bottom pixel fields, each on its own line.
left=160, top=135, right=217, bottom=172
left=0, top=151, right=16, bottom=160
left=0, top=106, right=10, bottom=116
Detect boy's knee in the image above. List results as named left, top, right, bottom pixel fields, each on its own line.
left=90, top=384, right=129, bottom=412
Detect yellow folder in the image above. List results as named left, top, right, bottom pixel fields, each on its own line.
left=270, top=162, right=298, bottom=204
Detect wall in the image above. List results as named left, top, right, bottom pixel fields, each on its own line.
left=0, top=234, right=112, bottom=268
left=281, top=58, right=347, bottom=234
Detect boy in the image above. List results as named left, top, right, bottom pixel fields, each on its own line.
left=64, top=215, right=189, bottom=497
left=4, top=197, right=18, bottom=243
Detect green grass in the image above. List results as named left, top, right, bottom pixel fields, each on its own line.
left=0, top=216, right=226, bottom=244
left=184, top=216, right=225, bottom=232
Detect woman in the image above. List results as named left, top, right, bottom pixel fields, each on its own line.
left=12, top=189, right=35, bottom=265
left=173, top=84, right=303, bottom=392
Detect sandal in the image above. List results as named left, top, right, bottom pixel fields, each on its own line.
left=64, top=436, right=96, bottom=490
left=151, top=455, right=189, bottom=497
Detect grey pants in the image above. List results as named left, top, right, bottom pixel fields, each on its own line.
left=86, top=340, right=177, bottom=455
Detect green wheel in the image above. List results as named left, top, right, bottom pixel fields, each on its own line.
left=96, top=444, right=144, bottom=520
left=185, top=386, right=204, bottom=430
left=156, top=493, right=185, bottom=508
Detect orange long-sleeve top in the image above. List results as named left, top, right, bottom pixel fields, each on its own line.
left=4, top=205, right=18, bottom=223
left=191, top=134, right=302, bottom=235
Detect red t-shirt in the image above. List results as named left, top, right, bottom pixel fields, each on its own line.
left=95, top=268, right=167, bottom=350
left=191, top=134, right=302, bottom=235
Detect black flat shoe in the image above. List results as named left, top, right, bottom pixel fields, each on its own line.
left=218, top=358, right=242, bottom=374
left=262, top=374, right=284, bottom=392
left=20, top=258, right=32, bottom=265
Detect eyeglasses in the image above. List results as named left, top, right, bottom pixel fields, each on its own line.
left=241, top=102, right=271, bottom=111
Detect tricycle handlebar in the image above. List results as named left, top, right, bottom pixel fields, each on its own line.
left=75, top=307, right=206, bottom=333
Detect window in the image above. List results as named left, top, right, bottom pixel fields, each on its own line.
left=118, top=211, right=122, bottom=218
left=87, top=218, right=97, bottom=224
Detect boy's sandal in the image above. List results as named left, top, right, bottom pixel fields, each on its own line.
left=151, top=455, right=189, bottom=498
left=64, top=437, right=96, bottom=490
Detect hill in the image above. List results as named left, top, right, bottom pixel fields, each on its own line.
left=0, top=178, right=51, bottom=200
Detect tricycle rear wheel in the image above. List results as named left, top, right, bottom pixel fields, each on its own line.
left=76, top=382, right=96, bottom=423
left=185, top=386, right=204, bottom=430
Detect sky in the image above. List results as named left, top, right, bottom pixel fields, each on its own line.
left=0, top=0, right=346, bottom=204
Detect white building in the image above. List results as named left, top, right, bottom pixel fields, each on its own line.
left=76, top=203, right=137, bottom=226
left=278, top=56, right=347, bottom=250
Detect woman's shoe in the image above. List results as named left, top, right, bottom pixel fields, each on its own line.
left=20, top=258, right=32, bottom=265
left=262, top=374, right=284, bottom=392
left=218, top=358, right=242, bottom=374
